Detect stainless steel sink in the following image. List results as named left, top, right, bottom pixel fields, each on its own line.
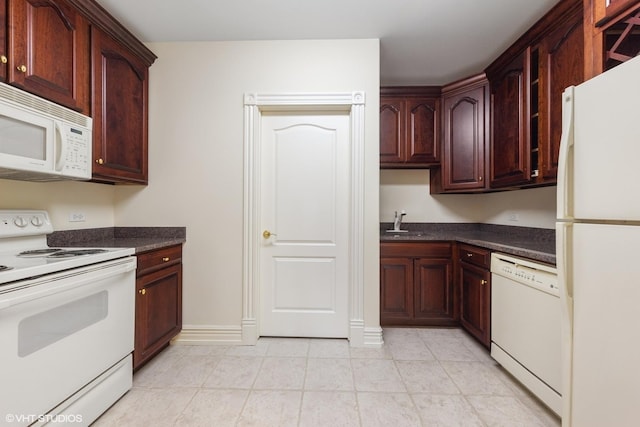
left=385, top=230, right=425, bottom=237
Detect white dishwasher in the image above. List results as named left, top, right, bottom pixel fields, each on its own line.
left=490, top=253, right=561, bottom=415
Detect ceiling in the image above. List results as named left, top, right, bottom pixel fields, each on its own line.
left=96, top=0, right=560, bottom=86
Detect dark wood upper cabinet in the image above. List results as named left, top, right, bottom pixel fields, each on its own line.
left=91, top=28, right=149, bottom=184
left=380, top=87, right=440, bottom=168
left=432, top=74, right=489, bottom=193
left=486, top=0, right=584, bottom=189
left=539, top=15, right=584, bottom=181
left=6, top=0, right=90, bottom=113
left=406, top=98, right=439, bottom=164
left=0, top=0, right=157, bottom=185
left=380, top=97, right=404, bottom=164
left=585, top=0, right=640, bottom=78
left=489, top=49, right=530, bottom=188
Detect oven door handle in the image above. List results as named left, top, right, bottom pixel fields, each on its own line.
left=0, top=258, right=136, bottom=310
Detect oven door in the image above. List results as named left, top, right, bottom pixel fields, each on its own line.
left=0, top=257, right=136, bottom=425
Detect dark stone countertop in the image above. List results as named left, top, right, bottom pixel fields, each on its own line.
left=380, top=223, right=555, bottom=265
left=47, top=227, right=186, bottom=254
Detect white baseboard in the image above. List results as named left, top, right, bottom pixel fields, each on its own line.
left=363, top=326, right=384, bottom=348
left=172, top=325, right=243, bottom=345
left=173, top=323, right=384, bottom=348
left=350, top=321, right=384, bottom=348
left=241, top=318, right=258, bottom=345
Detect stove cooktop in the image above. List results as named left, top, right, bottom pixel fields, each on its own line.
left=0, top=210, right=136, bottom=286
left=18, top=248, right=64, bottom=257
left=18, top=248, right=109, bottom=258
left=0, top=246, right=135, bottom=286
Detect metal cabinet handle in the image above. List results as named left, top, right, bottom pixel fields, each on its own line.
left=96, top=158, right=104, bottom=165
left=162, top=257, right=170, bottom=262
left=263, top=230, right=277, bottom=239
left=481, top=279, right=488, bottom=285
left=467, top=253, right=473, bottom=257
left=138, top=289, right=146, bottom=295
left=0, top=55, right=7, bottom=64
left=17, top=65, right=26, bottom=73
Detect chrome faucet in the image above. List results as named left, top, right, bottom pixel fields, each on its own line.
left=393, top=210, right=406, bottom=231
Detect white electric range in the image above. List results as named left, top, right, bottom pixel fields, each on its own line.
left=0, top=210, right=136, bottom=426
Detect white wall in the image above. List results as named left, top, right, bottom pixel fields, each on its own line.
left=114, top=40, right=381, bottom=337
left=0, top=37, right=554, bottom=344
left=0, top=179, right=115, bottom=229
left=380, top=169, right=556, bottom=229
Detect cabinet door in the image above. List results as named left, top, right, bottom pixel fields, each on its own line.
left=0, top=0, right=6, bottom=81
left=441, top=82, right=487, bottom=191
left=380, top=257, right=413, bottom=325
left=538, top=16, right=584, bottom=182
left=134, top=263, right=182, bottom=370
left=7, top=0, right=90, bottom=112
left=459, top=261, right=491, bottom=347
left=406, top=98, right=439, bottom=164
left=414, top=257, right=456, bottom=324
left=490, top=49, right=531, bottom=188
left=380, top=97, right=404, bottom=164
left=91, top=28, right=149, bottom=184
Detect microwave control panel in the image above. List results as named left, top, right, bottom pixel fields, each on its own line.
left=60, top=124, right=92, bottom=179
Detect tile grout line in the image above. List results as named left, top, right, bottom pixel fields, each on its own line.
left=101, top=329, right=559, bottom=426
left=418, top=330, right=488, bottom=426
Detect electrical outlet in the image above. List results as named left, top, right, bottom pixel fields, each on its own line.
left=507, top=213, right=519, bottom=222
left=69, top=212, right=86, bottom=222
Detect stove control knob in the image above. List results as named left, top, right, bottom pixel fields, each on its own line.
left=31, top=216, right=44, bottom=227
left=14, top=216, right=28, bottom=228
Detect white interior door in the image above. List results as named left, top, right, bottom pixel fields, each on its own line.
left=259, top=111, right=350, bottom=338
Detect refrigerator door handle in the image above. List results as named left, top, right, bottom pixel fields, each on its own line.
left=556, top=221, right=574, bottom=426
left=557, top=222, right=573, bottom=299
left=557, top=86, right=575, bottom=220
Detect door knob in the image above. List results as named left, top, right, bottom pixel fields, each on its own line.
left=263, top=230, right=277, bottom=239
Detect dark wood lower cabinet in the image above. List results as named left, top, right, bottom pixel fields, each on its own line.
left=414, top=258, right=456, bottom=323
left=380, top=241, right=493, bottom=347
left=380, top=242, right=456, bottom=326
left=134, top=245, right=183, bottom=370
left=380, top=257, right=414, bottom=323
left=458, top=244, right=491, bottom=348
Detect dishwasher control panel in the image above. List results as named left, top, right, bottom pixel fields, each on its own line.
left=490, top=253, right=558, bottom=295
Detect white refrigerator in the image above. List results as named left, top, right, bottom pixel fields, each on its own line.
left=557, top=54, right=640, bottom=427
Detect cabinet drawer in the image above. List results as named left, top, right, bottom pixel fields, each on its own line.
left=381, top=242, right=452, bottom=258
left=137, top=245, right=182, bottom=277
left=458, top=244, right=491, bottom=268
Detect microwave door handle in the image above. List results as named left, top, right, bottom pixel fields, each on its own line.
left=54, top=122, right=67, bottom=172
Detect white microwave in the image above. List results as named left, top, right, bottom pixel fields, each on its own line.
left=0, top=82, right=92, bottom=181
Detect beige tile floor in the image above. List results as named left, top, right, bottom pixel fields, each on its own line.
left=93, top=327, right=560, bottom=426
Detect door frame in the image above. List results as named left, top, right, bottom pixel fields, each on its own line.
left=242, top=92, right=366, bottom=346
